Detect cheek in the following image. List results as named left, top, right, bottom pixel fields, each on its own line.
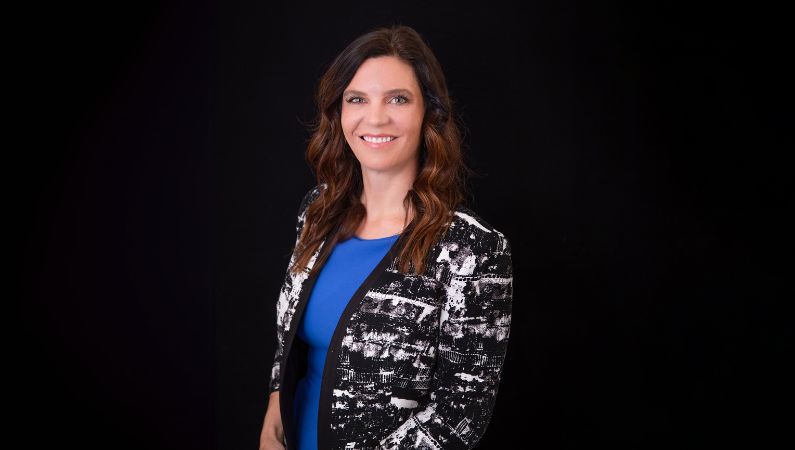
left=340, top=108, right=355, bottom=133
left=340, top=113, right=363, bottom=150
left=401, top=110, right=424, bottom=140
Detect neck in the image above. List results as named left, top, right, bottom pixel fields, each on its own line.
left=359, top=163, right=417, bottom=225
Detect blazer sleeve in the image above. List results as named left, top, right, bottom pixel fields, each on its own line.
left=377, top=232, right=514, bottom=449
left=268, top=184, right=323, bottom=393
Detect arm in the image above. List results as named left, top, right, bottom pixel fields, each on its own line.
left=269, top=184, right=324, bottom=393
left=262, top=185, right=324, bottom=447
left=260, top=391, right=285, bottom=449
left=377, top=233, right=514, bottom=450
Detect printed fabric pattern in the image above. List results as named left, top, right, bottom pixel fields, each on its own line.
left=269, top=184, right=514, bottom=450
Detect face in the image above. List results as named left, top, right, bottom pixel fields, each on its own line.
left=341, top=56, right=425, bottom=175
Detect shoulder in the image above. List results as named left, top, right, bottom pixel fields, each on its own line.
left=431, top=205, right=512, bottom=278
left=297, top=183, right=327, bottom=216
left=445, top=205, right=510, bottom=254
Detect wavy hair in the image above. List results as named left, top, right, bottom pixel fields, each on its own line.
left=290, top=24, right=472, bottom=277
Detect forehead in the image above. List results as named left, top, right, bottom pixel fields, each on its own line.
left=345, top=56, right=421, bottom=94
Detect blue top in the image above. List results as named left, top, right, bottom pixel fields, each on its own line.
left=292, top=232, right=400, bottom=450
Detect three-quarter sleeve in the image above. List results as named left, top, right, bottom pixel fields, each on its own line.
left=268, top=184, right=323, bottom=393
left=377, top=233, right=514, bottom=449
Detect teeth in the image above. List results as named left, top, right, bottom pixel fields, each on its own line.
left=363, top=135, right=395, bottom=143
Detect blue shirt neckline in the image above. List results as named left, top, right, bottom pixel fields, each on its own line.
left=350, top=233, right=400, bottom=242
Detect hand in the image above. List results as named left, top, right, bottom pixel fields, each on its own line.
left=259, top=391, right=285, bottom=450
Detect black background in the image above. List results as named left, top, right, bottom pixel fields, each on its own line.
left=19, top=1, right=789, bottom=449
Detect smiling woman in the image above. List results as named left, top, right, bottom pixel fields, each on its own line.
left=259, top=24, right=513, bottom=450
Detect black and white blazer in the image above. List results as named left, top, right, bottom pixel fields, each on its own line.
left=269, top=183, right=513, bottom=450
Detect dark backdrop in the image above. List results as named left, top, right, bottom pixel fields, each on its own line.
left=19, top=1, right=789, bottom=449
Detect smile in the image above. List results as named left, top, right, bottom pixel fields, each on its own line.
left=361, top=135, right=397, bottom=143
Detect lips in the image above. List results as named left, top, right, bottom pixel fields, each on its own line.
left=360, top=134, right=398, bottom=144
left=358, top=134, right=398, bottom=147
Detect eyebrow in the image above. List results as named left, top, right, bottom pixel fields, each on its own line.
left=343, top=88, right=414, bottom=97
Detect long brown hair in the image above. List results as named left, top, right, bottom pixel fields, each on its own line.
left=290, top=24, right=472, bottom=277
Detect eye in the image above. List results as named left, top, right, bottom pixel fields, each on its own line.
left=389, top=95, right=409, bottom=104
left=345, top=96, right=365, bottom=104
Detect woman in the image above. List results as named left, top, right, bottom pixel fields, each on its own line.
left=260, top=25, right=513, bottom=450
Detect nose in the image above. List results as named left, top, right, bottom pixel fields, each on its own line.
left=365, top=102, right=389, bottom=126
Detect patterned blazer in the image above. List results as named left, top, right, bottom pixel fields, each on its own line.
left=269, top=183, right=513, bottom=450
